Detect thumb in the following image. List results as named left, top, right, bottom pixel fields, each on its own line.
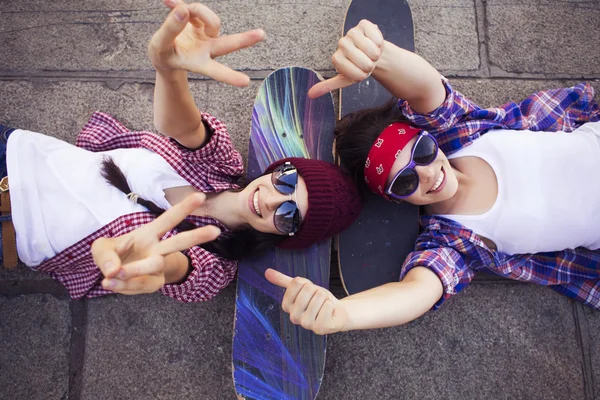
left=151, top=4, right=190, bottom=52
left=265, top=268, right=293, bottom=289
left=308, top=75, right=354, bottom=99
left=91, top=237, right=123, bottom=279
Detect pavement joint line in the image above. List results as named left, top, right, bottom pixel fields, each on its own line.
left=0, top=279, right=70, bottom=298
left=573, top=303, right=595, bottom=399
left=68, top=298, right=88, bottom=400
left=474, top=0, right=491, bottom=77
left=0, top=71, right=599, bottom=83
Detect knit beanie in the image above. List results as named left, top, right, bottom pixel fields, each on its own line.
left=264, top=157, right=363, bottom=249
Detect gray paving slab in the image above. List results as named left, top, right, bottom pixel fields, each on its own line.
left=486, top=0, right=600, bottom=77
left=319, top=283, right=584, bottom=400
left=0, top=294, right=71, bottom=400
left=0, top=0, right=347, bottom=73
left=581, top=305, right=600, bottom=400
left=0, top=0, right=487, bottom=75
left=0, top=262, right=44, bottom=281
left=81, top=285, right=236, bottom=400
left=410, top=0, right=480, bottom=72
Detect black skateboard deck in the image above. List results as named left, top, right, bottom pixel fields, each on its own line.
left=232, top=67, right=335, bottom=400
left=337, top=0, right=420, bottom=295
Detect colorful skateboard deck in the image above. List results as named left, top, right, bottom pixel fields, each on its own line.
left=337, top=0, right=420, bottom=295
left=232, top=67, right=335, bottom=400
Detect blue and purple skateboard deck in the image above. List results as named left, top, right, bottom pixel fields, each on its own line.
left=337, top=0, right=420, bottom=295
left=232, top=67, right=335, bottom=400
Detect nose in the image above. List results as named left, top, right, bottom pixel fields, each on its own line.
left=414, top=164, right=437, bottom=184
left=264, top=190, right=291, bottom=211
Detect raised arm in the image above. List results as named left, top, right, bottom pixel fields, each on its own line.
left=265, top=266, right=443, bottom=334
left=308, top=19, right=445, bottom=114
left=148, top=0, right=265, bottom=148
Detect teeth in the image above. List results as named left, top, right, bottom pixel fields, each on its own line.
left=253, top=190, right=262, bottom=216
left=430, top=170, right=444, bottom=192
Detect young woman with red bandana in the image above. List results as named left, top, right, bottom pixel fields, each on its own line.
left=266, top=19, right=600, bottom=335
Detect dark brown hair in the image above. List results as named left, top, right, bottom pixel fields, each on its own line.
left=100, top=157, right=285, bottom=260
left=335, top=98, right=407, bottom=198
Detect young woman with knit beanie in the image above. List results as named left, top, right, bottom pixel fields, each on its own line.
left=266, top=19, right=600, bottom=336
left=0, top=2, right=361, bottom=301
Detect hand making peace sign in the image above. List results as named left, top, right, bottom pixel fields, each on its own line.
left=91, top=193, right=220, bottom=295
left=148, top=0, right=266, bottom=86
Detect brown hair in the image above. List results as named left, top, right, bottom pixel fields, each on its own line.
left=335, top=98, right=407, bottom=198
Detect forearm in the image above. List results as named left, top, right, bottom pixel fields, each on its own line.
left=153, top=69, right=206, bottom=148
left=373, top=41, right=446, bottom=114
left=340, top=267, right=443, bottom=331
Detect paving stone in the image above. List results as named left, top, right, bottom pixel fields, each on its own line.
left=81, top=285, right=237, bottom=400
left=0, top=0, right=347, bottom=73
left=580, top=305, right=600, bottom=399
left=0, top=263, right=46, bottom=281
left=1, top=0, right=485, bottom=75
left=319, top=283, right=584, bottom=400
left=486, top=0, right=600, bottom=77
left=410, top=0, right=480, bottom=72
left=0, top=294, right=71, bottom=400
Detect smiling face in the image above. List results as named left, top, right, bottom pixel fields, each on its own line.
left=238, top=172, right=309, bottom=235
left=386, top=136, right=458, bottom=206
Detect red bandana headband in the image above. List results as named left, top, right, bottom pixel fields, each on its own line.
left=364, top=122, right=422, bottom=198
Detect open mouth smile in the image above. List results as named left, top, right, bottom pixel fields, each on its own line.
left=427, top=166, right=446, bottom=194
left=249, top=188, right=262, bottom=217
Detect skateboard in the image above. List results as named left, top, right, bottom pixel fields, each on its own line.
left=337, top=0, right=420, bottom=295
left=232, top=67, right=335, bottom=400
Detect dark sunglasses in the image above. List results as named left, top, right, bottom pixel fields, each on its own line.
left=386, top=133, right=439, bottom=199
left=270, top=162, right=302, bottom=236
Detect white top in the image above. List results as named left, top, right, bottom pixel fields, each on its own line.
left=442, top=120, right=600, bottom=254
left=6, top=129, right=191, bottom=266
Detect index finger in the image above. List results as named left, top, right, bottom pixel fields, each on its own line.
left=264, top=268, right=294, bottom=288
left=144, top=192, right=206, bottom=238
left=308, top=75, right=353, bottom=99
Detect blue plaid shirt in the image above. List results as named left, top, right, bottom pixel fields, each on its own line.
left=397, top=79, right=600, bottom=309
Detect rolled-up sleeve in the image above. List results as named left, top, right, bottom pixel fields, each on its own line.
left=160, top=244, right=238, bottom=303
left=170, top=112, right=245, bottom=191
left=400, top=247, right=475, bottom=310
left=398, top=78, right=481, bottom=134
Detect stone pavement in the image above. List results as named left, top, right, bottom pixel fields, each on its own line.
left=0, top=0, right=599, bottom=399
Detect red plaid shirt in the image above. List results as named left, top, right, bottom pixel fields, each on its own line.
left=33, top=111, right=244, bottom=302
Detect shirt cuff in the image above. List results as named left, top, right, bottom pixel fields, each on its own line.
left=397, top=77, right=459, bottom=133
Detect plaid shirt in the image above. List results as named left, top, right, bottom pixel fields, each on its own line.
left=33, top=111, right=244, bottom=302
left=398, top=79, right=600, bottom=309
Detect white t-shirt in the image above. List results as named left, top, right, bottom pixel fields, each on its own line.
left=443, top=120, right=600, bottom=254
left=7, top=129, right=191, bottom=266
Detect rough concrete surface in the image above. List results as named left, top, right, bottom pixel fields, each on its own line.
left=0, top=295, right=71, bottom=400
left=1, top=0, right=599, bottom=399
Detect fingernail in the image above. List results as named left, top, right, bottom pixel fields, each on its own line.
left=175, top=9, right=186, bottom=22
left=104, top=279, right=116, bottom=289
left=116, top=270, right=126, bottom=280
